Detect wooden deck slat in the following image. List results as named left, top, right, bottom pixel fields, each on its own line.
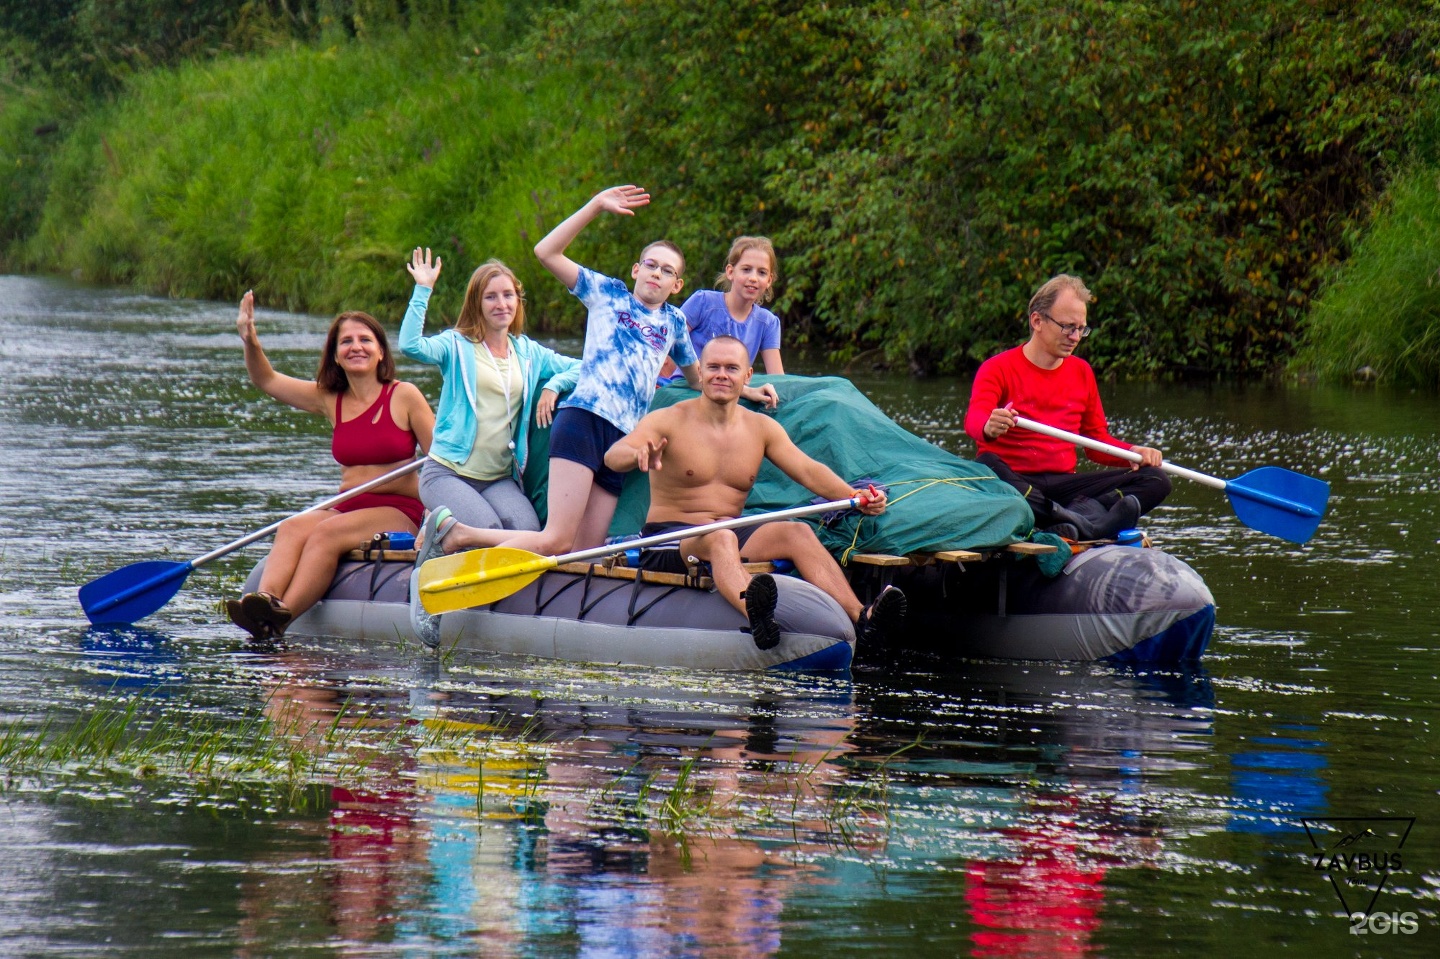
left=1005, top=542, right=1059, bottom=555
left=344, top=548, right=418, bottom=562
left=931, top=548, right=984, bottom=563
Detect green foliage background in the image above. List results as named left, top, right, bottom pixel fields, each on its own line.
left=3, top=0, right=1440, bottom=379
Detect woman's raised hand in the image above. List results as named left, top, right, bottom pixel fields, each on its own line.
left=236, top=290, right=259, bottom=345
left=407, top=247, right=442, bottom=289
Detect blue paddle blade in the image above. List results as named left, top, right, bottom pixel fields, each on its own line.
left=79, top=560, right=193, bottom=626
left=1225, top=466, right=1330, bottom=545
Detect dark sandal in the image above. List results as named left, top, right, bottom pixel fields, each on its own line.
left=241, top=591, right=293, bottom=636
left=226, top=598, right=272, bottom=641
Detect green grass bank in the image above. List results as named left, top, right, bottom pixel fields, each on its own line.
left=2, top=16, right=621, bottom=331
left=6, top=0, right=1440, bottom=379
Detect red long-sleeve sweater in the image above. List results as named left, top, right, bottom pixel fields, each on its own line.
left=964, top=347, right=1132, bottom=473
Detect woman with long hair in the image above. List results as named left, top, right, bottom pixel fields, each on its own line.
left=227, top=292, right=434, bottom=640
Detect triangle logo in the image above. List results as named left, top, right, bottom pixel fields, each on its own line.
left=1302, top=817, right=1414, bottom=916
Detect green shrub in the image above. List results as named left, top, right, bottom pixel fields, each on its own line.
left=538, top=0, right=1440, bottom=375
left=1293, top=165, right=1440, bottom=386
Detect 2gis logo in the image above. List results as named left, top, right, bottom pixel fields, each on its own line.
left=1348, top=911, right=1419, bottom=936
left=1302, top=817, right=1418, bottom=935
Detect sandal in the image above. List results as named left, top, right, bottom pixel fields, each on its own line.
left=226, top=597, right=272, bottom=641
left=857, top=585, right=907, bottom=646
left=411, top=507, right=456, bottom=648
left=241, top=591, right=293, bottom=636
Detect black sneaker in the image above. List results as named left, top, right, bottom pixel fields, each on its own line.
left=857, top=585, right=907, bottom=645
left=1043, top=522, right=1081, bottom=541
left=744, top=573, right=782, bottom=650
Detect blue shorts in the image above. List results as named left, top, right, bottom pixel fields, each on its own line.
left=550, top=407, right=627, bottom=497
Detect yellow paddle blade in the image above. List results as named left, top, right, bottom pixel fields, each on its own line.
left=418, top=547, right=556, bottom=613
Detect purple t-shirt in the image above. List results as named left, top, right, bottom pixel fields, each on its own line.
left=669, top=289, right=781, bottom=379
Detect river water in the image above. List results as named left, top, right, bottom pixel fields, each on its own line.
left=0, top=274, right=1436, bottom=957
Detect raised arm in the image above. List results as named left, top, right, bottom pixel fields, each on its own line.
left=534, top=185, right=650, bottom=290
left=399, top=247, right=449, bottom=366
left=236, top=291, right=326, bottom=415
left=761, top=418, right=886, bottom=515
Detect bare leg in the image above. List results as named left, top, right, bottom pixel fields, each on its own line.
left=681, top=530, right=749, bottom=615
left=442, top=459, right=617, bottom=555
left=275, top=507, right=415, bottom=618
left=735, top=521, right=864, bottom=622
left=257, top=511, right=332, bottom=599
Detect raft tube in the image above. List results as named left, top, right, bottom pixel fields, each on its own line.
left=854, top=545, right=1214, bottom=665
left=243, top=558, right=856, bottom=671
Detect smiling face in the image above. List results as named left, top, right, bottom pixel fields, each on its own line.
left=335, top=318, right=384, bottom=374
left=631, top=244, right=685, bottom=309
left=480, top=274, right=520, bottom=334
left=699, top=336, right=752, bottom=402
left=724, top=249, right=775, bottom=306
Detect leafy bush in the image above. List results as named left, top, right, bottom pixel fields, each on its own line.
left=538, top=0, right=1440, bottom=375
left=1293, top=165, right=1440, bottom=386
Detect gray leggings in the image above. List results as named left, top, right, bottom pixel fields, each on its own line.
left=418, top=459, right=541, bottom=531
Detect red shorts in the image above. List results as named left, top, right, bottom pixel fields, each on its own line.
left=333, top=492, right=423, bottom=528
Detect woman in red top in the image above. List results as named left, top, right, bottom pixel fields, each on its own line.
left=227, top=291, right=435, bottom=640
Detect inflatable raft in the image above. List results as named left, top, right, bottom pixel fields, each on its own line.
left=243, top=374, right=1215, bottom=670
left=846, top=543, right=1214, bottom=666
left=244, top=554, right=857, bottom=671
left=245, top=537, right=1211, bottom=670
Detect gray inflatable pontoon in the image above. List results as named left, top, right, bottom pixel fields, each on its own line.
left=244, top=557, right=857, bottom=671
left=854, top=544, right=1214, bottom=666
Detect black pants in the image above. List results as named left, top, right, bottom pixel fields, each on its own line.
left=976, top=453, right=1172, bottom=528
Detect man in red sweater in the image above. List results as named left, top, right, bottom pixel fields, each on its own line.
left=964, top=274, right=1171, bottom=540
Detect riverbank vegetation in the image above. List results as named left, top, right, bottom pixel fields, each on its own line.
left=3, top=0, right=1439, bottom=379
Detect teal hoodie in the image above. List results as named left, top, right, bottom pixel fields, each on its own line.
left=399, top=285, right=581, bottom=480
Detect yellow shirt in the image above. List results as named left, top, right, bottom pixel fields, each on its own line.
left=432, top=341, right=522, bottom=481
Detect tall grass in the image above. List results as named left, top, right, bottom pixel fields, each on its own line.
left=14, top=22, right=614, bottom=330
left=1294, top=165, right=1440, bottom=387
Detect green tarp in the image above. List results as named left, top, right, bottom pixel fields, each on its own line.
left=525, top=374, right=1034, bottom=555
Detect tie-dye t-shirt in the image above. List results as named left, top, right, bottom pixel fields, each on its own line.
left=559, top=266, right=698, bottom=433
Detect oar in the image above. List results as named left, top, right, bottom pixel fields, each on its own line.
left=79, top=459, right=425, bottom=626
left=1012, top=415, right=1329, bottom=544
left=419, top=496, right=862, bottom=614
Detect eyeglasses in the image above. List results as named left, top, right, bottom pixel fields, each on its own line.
left=1038, top=311, right=1090, bottom=338
left=639, top=258, right=681, bottom=280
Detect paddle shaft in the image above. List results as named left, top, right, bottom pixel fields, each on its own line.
left=423, top=496, right=859, bottom=596
left=1012, top=416, right=1323, bottom=518
left=191, top=458, right=425, bottom=565
left=88, top=459, right=425, bottom=617
left=557, top=497, right=859, bottom=564
left=1012, top=416, right=1223, bottom=489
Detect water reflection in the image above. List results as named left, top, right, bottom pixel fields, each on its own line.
left=5, top=275, right=1440, bottom=954
left=218, top=653, right=1221, bottom=957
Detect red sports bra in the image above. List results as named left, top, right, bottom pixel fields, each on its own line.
left=332, top=382, right=418, bottom=467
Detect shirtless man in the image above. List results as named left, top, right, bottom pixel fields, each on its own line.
left=604, top=335, right=906, bottom=650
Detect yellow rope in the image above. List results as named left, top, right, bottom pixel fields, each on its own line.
left=835, top=476, right=1004, bottom=563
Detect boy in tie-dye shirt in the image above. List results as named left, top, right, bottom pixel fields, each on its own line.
left=428, top=184, right=771, bottom=558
